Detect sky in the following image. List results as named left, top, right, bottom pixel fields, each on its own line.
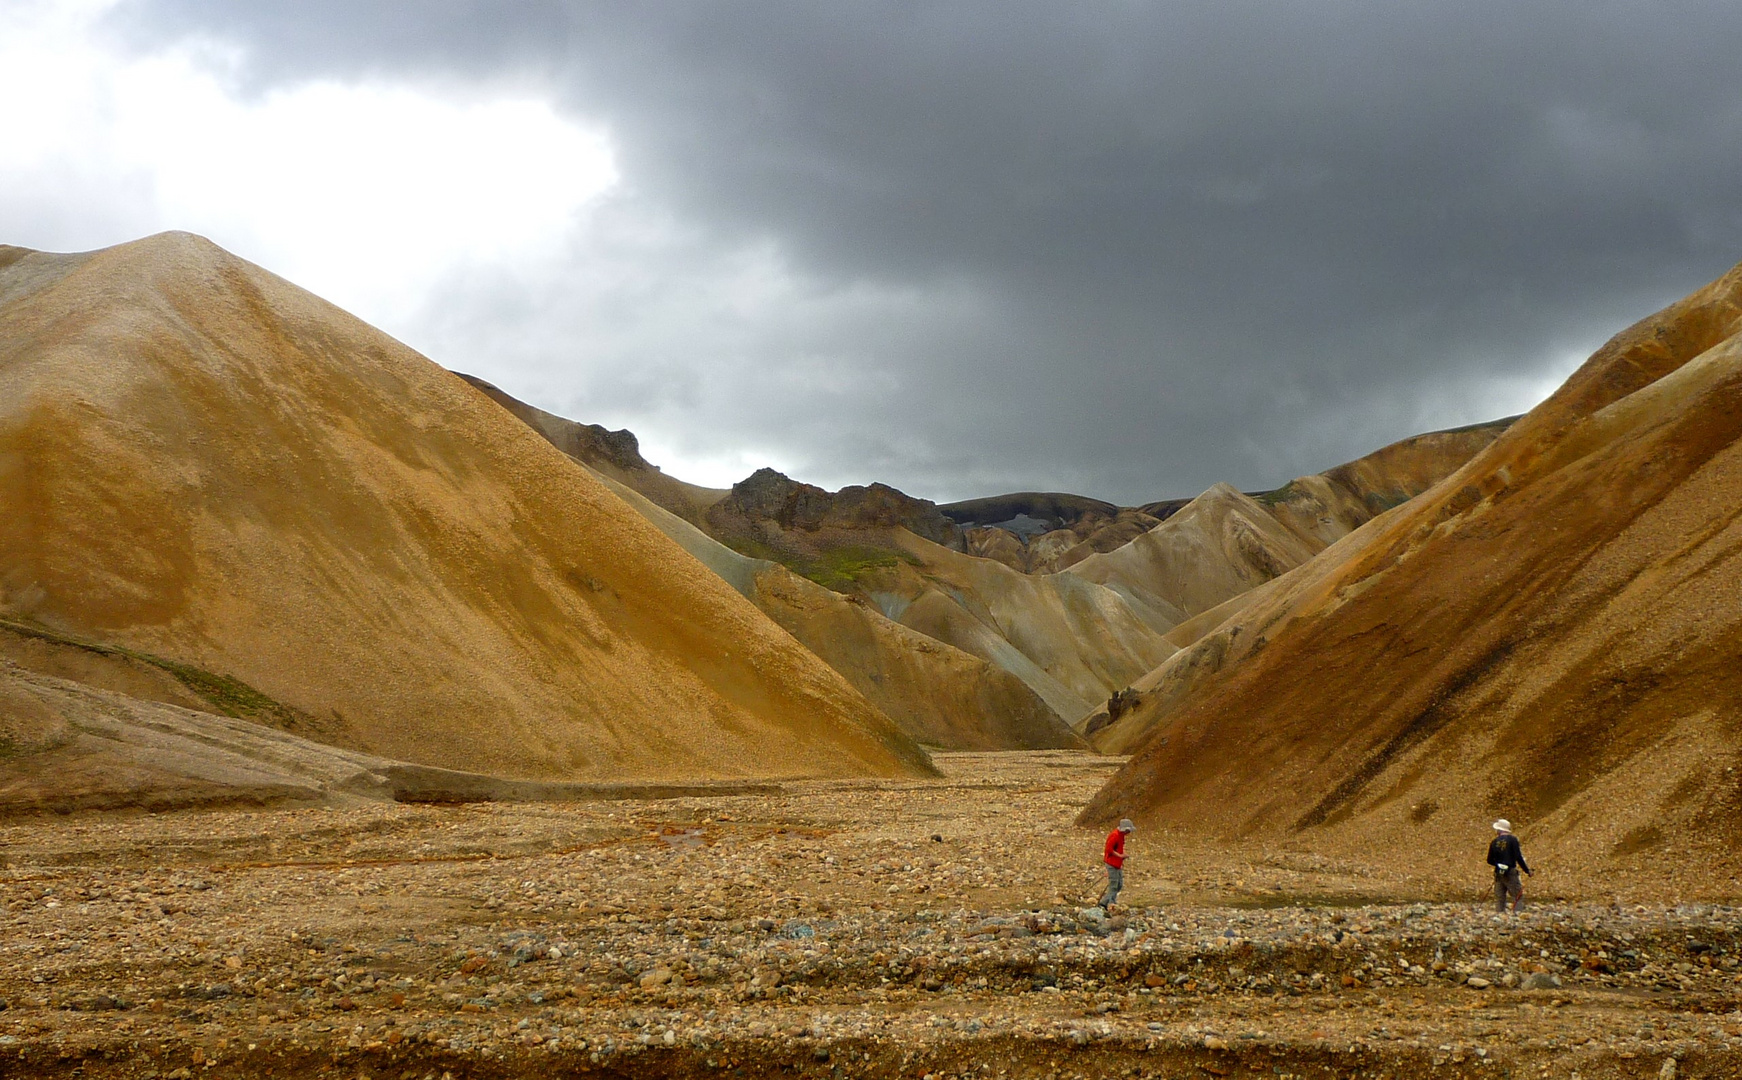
left=4, top=1, right=1740, bottom=504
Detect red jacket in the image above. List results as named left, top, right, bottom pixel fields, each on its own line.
left=1104, top=828, right=1126, bottom=868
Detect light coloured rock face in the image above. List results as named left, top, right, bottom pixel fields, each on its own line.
left=1062, top=483, right=1321, bottom=635
left=464, top=381, right=1137, bottom=739
left=871, top=531, right=1179, bottom=724
left=0, top=657, right=412, bottom=814
left=1073, top=423, right=1514, bottom=749
left=0, top=233, right=932, bottom=784
left=1083, top=258, right=1742, bottom=885
left=1065, top=425, right=1517, bottom=644
left=949, top=421, right=1509, bottom=580
left=958, top=507, right=1166, bottom=573
left=471, top=353, right=1497, bottom=741
left=569, top=466, right=1084, bottom=751
left=0, top=655, right=793, bottom=814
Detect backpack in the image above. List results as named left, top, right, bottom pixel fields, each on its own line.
left=1489, top=835, right=1517, bottom=875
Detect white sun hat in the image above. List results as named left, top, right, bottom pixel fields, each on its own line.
left=1492, top=819, right=1511, bottom=832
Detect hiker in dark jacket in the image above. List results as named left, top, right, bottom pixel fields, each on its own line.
left=1486, top=819, right=1532, bottom=913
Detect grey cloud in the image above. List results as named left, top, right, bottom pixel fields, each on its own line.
left=114, top=1, right=1742, bottom=502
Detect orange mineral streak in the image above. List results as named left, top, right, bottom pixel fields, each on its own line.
left=1082, top=260, right=1742, bottom=891
left=0, top=233, right=932, bottom=783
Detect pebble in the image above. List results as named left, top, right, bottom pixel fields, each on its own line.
left=0, top=751, right=1735, bottom=1075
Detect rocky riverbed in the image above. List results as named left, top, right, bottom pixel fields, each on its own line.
left=1, top=751, right=1738, bottom=1078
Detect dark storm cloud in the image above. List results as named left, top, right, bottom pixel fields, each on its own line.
left=116, top=1, right=1742, bottom=502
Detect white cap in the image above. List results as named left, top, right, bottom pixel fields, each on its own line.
left=1118, top=818, right=1135, bottom=833
left=1492, top=819, right=1511, bottom=832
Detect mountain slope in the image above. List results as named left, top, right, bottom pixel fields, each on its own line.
left=457, top=374, right=727, bottom=525
left=944, top=420, right=1509, bottom=578
left=1062, top=483, right=1321, bottom=634
left=864, top=531, right=1180, bottom=723
left=1080, top=259, right=1742, bottom=891
left=1255, top=417, right=1517, bottom=549
left=0, top=233, right=932, bottom=783
left=1061, top=421, right=1514, bottom=641
left=570, top=464, right=1084, bottom=750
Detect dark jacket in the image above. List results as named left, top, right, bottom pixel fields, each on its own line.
left=1486, top=833, right=1530, bottom=875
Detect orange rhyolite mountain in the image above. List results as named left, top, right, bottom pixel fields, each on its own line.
left=450, top=379, right=1083, bottom=752
left=1081, top=259, right=1742, bottom=890
left=0, top=233, right=932, bottom=783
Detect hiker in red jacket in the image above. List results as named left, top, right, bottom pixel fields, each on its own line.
left=1099, top=819, right=1134, bottom=909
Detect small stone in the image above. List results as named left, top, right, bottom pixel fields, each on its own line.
left=640, top=968, right=673, bottom=989
left=1466, top=977, right=1491, bottom=989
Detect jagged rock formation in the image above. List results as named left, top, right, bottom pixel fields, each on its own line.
left=945, top=493, right=1170, bottom=575
left=943, top=493, right=1163, bottom=573
left=705, top=468, right=959, bottom=559
left=1081, top=258, right=1742, bottom=886
left=572, top=467, right=1085, bottom=751
left=0, top=233, right=933, bottom=786
left=461, top=380, right=1083, bottom=751
left=467, top=382, right=1168, bottom=729
left=456, top=374, right=727, bottom=525
left=461, top=385, right=1501, bottom=731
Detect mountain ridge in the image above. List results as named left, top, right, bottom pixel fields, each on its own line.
left=0, top=231, right=934, bottom=785
left=1078, top=257, right=1742, bottom=892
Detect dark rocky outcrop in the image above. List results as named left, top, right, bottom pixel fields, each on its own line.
left=706, top=468, right=958, bottom=550
left=455, top=373, right=727, bottom=525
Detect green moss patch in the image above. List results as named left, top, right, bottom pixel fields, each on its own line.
left=0, top=618, right=323, bottom=735
left=1253, top=480, right=1304, bottom=506
left=800, top=546, right=916, bottom=591
left=718, top=540, right=918, bottom=593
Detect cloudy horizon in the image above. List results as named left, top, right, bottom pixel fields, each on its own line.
left=5, top=0, right=1740, bottom=504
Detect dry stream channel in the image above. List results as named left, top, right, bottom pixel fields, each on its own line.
left=2, top=751, right=1739, bottom=1079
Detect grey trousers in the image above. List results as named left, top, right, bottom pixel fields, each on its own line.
left=1100, top=865, right=1123, bottom=908
left=1495, top=867, right=1523, bottom=911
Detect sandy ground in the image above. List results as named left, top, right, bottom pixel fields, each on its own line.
left=2, top=751, right=1740, bottom=1079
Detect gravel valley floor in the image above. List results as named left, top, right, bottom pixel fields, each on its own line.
left=3, top=751, right=1740, bottom=1079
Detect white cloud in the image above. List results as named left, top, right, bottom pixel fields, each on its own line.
left=0, top=0, right=616, bottom=328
